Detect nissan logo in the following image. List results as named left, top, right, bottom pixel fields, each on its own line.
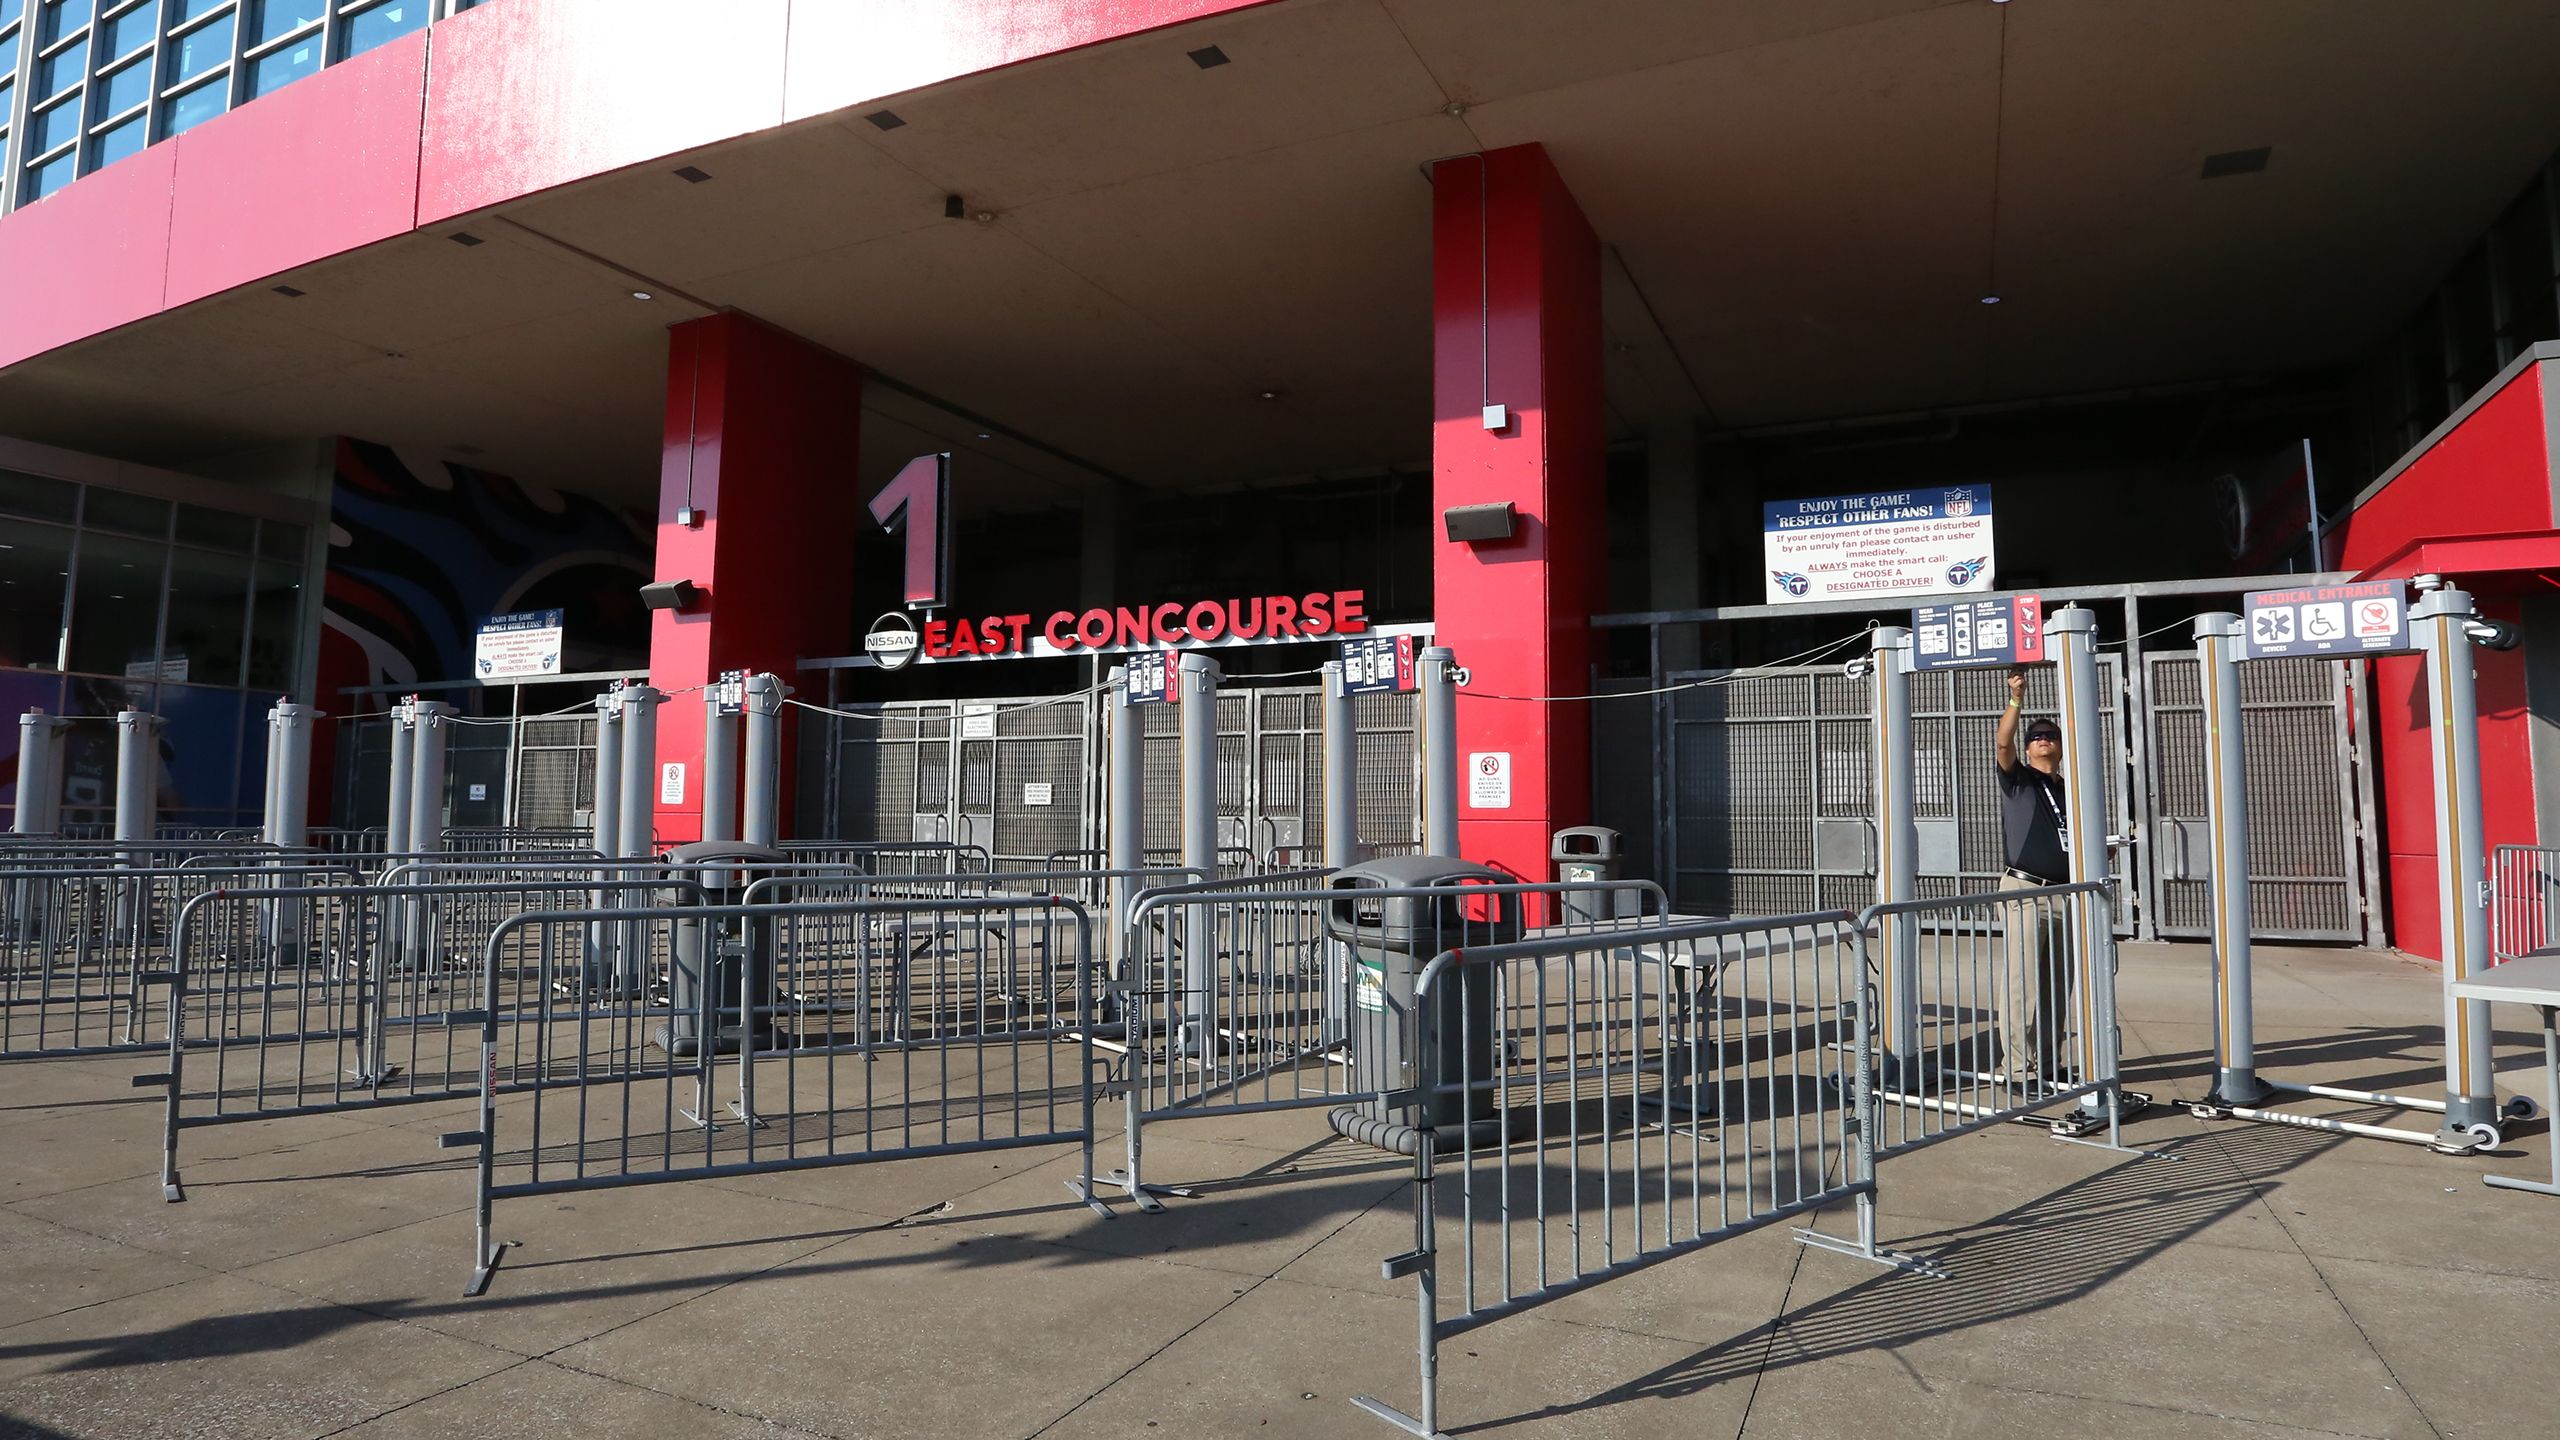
left=865, top=612, right=922, bottom=671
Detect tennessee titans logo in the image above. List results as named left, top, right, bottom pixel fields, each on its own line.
left=1773, top=571, right=1811, bottom=597
left=1946, top=557, right=1988, bottom=586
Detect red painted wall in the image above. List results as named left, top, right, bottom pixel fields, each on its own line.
left=2337, top=360, right=2555, bottom=958
left=0, top=0, right=1281, bottom=370
left=650, top=313, right=863, bottom=845
left=1431, top=145, right=1605, bottom=889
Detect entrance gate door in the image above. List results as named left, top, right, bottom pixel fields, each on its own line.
left=1666, top=658, right=2132, bottom=927
left=2142, top=653, right=2368, bottom=942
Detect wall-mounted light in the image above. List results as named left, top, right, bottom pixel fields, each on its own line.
left=1443, top=502, right=1517, bottom=544
left=639, top=579, right=701, bottom=612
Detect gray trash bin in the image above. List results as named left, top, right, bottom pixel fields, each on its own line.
left=656, top=840, right=786, bottom=1058
left=1323, top=856, right=1523, bottom=1150
left=1552, top=825, right=1623, bottom=924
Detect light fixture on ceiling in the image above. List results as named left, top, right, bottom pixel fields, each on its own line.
left=1255, top=387, right=1283, bottom=401
left=945, top=194, right=966, bottom=220
left=673, top=165, right=712, bottom=183
left=273, top=284, right=306, bottom=298
left=1188, top=45, right=1230, bottom=69
left=975, top=432, right=992, bottom=440
left=630, top=290, right=654, bottom=301
left=2201, top=146, right=2272, bottom=180
left=1980, top=295, right=2002, bottom=305
left=865, top=109, right=906, bottom=131
left=449, top=231, right=483, bottom=247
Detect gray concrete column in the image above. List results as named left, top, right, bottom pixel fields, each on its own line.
left=114, top=709, right=162, bottom=843
left=15, top=710, right=68, bottom=834
left=617, top=686, right=665, bottom=860
left=2193, top=614, right=2267, bottom=1107
left=2413, top=586, right=2499, bottom=1139
left=406, top=701, right=456, bottom=854
left=701, top=675, right=741, bottom=844
left=267, top=702, right=317, bottom=849
left=1322, top=660, right=1358, bottom=868
left=1418, top=646, right=1459, bottom=857
left=742, top=673, right=784, bottom=848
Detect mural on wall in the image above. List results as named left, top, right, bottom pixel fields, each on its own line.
left=319, top=438, right=653, bottom=702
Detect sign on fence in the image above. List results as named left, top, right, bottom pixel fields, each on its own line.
left=1764, top=486, right=1995, bottom=605
left=1911, top=595, right=2044, bottom=670
left=1126, top=652, right=1175, bottom=705
left=474, top=610, right=564, bottom=679
left=1341, top=634, right=1416, bottom=694
left=2241, top=580, right=2409, bottom=659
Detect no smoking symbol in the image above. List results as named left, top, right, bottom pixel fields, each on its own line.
left=1478, top=756, right=1501, bottom=775
left=2362, top=603, right=2390, bottom=624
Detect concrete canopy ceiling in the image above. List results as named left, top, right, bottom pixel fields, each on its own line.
left=3, top=0, right=2557, bottom=513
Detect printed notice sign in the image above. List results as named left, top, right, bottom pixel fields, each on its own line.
left=1763, top=487, right=1995, bottom=605
left=960, top=705, right=997, bottom=739
left=660, top=762, right=685, bottom=804
left=1341, top=634, right=1416, bottom=695
left=1912, top=595, right=2044, bottom=671
left=1022, top=782, right=1054, bottom=807
left=474, top=609, right=564, bottom=680
left=2242, top=580, right=2411, bottom=659
left=1469, top=752, right=1513, bottom=810
left=1125, top=652, right=1175, bottom=705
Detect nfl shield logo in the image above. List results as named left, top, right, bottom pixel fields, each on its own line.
left=1943, top=490, right=1976, bottom=518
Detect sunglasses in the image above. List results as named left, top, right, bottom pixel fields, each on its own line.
left=2025, top=730, right=2061, bottom=743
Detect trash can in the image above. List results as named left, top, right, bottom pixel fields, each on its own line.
left=1324, top=856, right=1522, bottom=1149
left=1552, top=826, right=1624, bottom=924
left=656, top=840, right=786, bottom=1058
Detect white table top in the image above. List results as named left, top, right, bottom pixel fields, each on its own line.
left=2451, top=955, right=2560, bottom=1008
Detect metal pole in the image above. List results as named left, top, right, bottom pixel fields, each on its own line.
left=701, top=675, right=740, bottom=844
left=407, top=701, right=455, bottom=854
left=587, top=690, right=625, bottom=993
left=115, top=709, right=162, bottom=843
left=1322, top=660, right=1358, bottom=867
left=260, top=704, right=285, bottom=844
left=2048, top=606, right=2116, bottom=1121
left=1868, top=627, right=1920, bottom=1069
left=1179, top=653, right=1221, bottom=1053
left=384, top=701, right=418, bottom=866
left=269, top=702, right=316, bottom=850
left=2195, top=613, right=2267, bottom=1107
left=618, top=685, right=664, bottom=861
left=1419, top=645, right=1459, bottom=857
left=16, top=710, right=68, bottom=833
left=743, top=673, right=783, bottom=848
left=2413, top=586, right=2499, bottom=1142
left=1107, top=665, right=1143, bottom=939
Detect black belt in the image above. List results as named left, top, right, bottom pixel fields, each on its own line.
left=2003, top=867, right=2062, bottom=885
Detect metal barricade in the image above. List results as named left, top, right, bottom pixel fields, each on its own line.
left=2492, top=844, right=2560, bottom=962
left=1094, top=876, right=1672, bottom=1212
left=1353, top=909, right=1882, bottom=1437
left=1864, top=881, right=2126, bottom=1155
left=1, top=861, right=359, bottom=1058
left=456, top=895, right=1102, bottom=1296
left=781, top=839, right=990, bottom=875
left=150, top=876, right=703, bottom=1201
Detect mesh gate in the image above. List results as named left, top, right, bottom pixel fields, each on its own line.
left=2143, top=653, right=2364, bottom=941
left=1667, top=659, right=2131, bottom=925
left=510, top=714, right=599, bottom=829
left=327, top=712, right=601, bottom=832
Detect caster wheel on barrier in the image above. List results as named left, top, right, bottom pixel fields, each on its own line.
left=2430, top=1122, right=2503, bottom=1156
left=2502, top=1095, right=2542, bottom=1124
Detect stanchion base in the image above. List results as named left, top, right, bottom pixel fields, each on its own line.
left=2484, top=1174, right=2560, bottom=1197
left=1348, top=1394, right=1446, bottom=1440
left=1792, top=1226, right=1949, bottom=1278
left=464, top=1242, right=508, bottom=1299
left=1057, top=1177, right=1120, bottom=1218
left=1087, top=1168, right=1196, bottom=1214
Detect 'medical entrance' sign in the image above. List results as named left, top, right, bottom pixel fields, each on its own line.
left=1764, top=486, right=1995, bottom=605
left=2241, top=580, right=2410, bottom=659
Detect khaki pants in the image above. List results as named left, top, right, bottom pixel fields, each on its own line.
left=1994, top=873, right=2075, bottom=1084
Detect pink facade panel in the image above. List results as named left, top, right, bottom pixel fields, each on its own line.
left=781, top=0, right=1278, bottom=120
left=418, top=0, right=793, bottom=225
left=164, top=32, right=430, bottom=308
left=0, top=143, right=175, bottom=370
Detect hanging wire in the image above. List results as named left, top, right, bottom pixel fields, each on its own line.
left=784, top=680, right=1112, bottom=726
left=1456, top=624, right=1878, bottom=703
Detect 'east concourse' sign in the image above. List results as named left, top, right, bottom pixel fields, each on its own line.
left=1763, top=486, right=1995, bottom=606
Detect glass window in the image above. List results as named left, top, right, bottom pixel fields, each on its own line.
left=155, top=683, right=247, bottom=818
left=340, top=0, right=421, bottom=59
left=37, top=0, right=89, bottom=47
left=2, top=1, right=25, bottom=30
left=168, top=10, right=229, bottom=79
left=0, top=469, right=77, bottom=521
left=161, top=545, right=250, bottom=687
left=36, top=35, right=84, bottom=95
left=175, top=502, right=255, bottom=551
left=28, top=93, right=79, bottom=155
left=161, top=73, right=224, bottom=136
left=65, top=529, right=164, bottom=676
left=94, top=54, right=149, bottom=117
left=27, top=147, right=78, bottom=199
left=245, top=556, right=300, bottom=690
left=244, top=31, right=315, bottom=96
left=81, top=487, right=168, bottom=536
left=170, top=0, right=224, bottom=24
left=0, top=522, right=72, bottom=670
left=91, top=112, right=144, bottom=167
left=246, top=0, right=316, bottom=46
left=101, top=0, right=152, bottom=57
left=255, top=518, right=305, bottom=563
left=0, top=31, right=21, bottom=78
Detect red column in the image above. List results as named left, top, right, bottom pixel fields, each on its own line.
left=1431, top=144, right=1605, bottom=882
left=651, top=312, right=863, bottom=844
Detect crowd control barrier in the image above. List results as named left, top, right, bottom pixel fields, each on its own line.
left=455, top=895, right=1101, bottom=1296
left=2492, top=844, right=2560, bottom=963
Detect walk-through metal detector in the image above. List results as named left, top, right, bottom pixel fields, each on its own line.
left=1864, top=605, right=2139, bottom=1141
left=2191, top=585, right=2540, bottom=1151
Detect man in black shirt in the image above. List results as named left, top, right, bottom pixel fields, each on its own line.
left=1994, top=668, right=2072, bottom=1086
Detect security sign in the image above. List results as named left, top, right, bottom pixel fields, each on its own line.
left=1125, top=651, right=1176, bottom=705
left=2242, top=580, right=2410, bottom=659
left=1341, top=634, right=1416, bottom=695
left=1910, top=595, right=2043, bottom=671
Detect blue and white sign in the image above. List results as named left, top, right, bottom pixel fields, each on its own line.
left=1763, top=486, right=1997, bottom=606
left=1125, top=651, right=1175, bottom=705
left=473, top=609, right=564, bottom=680
left=1341, top=634, right=1415, bottom=695
left=1912, top=595, right=2044, bottom=671
left=2242, top=580, right=2411, bottom=659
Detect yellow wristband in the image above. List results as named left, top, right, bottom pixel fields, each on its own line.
left=2006, top=699, right=2020, bottom=709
